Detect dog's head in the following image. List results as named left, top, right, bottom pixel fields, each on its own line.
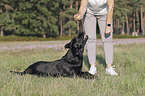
left=65, top=32, right=88, bottom=56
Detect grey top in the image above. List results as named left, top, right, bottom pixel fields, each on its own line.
left=87, top=0, right=108, bottom=15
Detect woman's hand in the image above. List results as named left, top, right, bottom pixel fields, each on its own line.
left=105, top=26, right=111, bottom=35
left=74, top=0, right=88, bottom=21
left=74, top=14, right=83, bottom=20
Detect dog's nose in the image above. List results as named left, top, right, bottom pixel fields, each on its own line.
left=84, top=34, right=88, bottom=40
left=84, top=34, right=86, bottom=39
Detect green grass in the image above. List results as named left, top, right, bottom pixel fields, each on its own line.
left=0, top=42, right=145, bottom=96
left=0, top=35, right=76, bottom=42
left=0, top=34, right=144, bottom=41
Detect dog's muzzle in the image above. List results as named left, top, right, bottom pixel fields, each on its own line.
left=84, top=34, right=88, bottom=41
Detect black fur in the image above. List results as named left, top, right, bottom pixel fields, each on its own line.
left=10, top=32, right=96, bottom=79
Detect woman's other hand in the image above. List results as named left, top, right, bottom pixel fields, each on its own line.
left=105, top=26, right=111, bottom=35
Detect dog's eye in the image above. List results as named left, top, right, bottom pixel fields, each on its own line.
left=76, top=39, right=79, bottom=41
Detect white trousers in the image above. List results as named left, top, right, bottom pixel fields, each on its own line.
left=83, top=13, right=113, bottom=65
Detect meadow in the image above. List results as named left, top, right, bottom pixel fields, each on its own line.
left=0, top=41, right=145, bottom=96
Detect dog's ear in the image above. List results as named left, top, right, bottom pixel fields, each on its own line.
left=65, top=42, right=71, bottom=48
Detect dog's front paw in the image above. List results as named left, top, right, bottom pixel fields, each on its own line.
left=79, top=72, right=97, bottom=79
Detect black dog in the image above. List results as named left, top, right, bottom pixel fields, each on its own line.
left=10, top=32, right=96, bottom=79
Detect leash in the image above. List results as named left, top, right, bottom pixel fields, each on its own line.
left=81, top=20, right=85, bottom=33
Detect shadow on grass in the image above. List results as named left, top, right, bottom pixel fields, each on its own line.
left=84, top=54, right=106, bottom=68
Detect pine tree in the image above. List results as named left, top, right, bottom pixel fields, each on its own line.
left=0, top=0, right=145, bottom=37
left=140, top=0, right=145, bottom=36
left=0, top=0, right=60, bottom=37
left=114, top=0, right=130, bottom=34
left=0, top=0, right=15, bottom=36
left=12, top=0, right=60, bottom=37
left=60, top=0, right=77, bottom=36
left=113, top=0, right=144, bottom=36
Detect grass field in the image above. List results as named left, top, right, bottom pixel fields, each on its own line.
left=0, top=34, right=144, bottom=41
left=0, top=41, right=145, bottom=96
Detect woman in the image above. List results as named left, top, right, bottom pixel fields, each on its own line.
left=74, top=0, right=118, bottom=75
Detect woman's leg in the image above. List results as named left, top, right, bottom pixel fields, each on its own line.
left=83, top=14, right=97, bottom=65
left=83, top=14, right=97, bottom=75
left=98, top=15, right=118, bottom=75
left=98, top=15, right=113, bottom=65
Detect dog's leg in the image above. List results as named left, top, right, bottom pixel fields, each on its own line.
left=79, top=72, right=97, bottom=79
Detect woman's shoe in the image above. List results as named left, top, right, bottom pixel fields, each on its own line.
left=105, top=65, right=118, bottom=75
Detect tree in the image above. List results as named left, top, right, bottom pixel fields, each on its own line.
left=13, top=0, right=59, bottom=37
left=0, top=0, right=15, bottom=36
left=113, top=0, right=144, bottom=36
left=140, top=0, right=145, bottom=36
left=141, top=6, right=144, bottom=36
left=0, top=0, right=60, bottom=37
left=0, top=0, right=145, bottom=37
left=60, top=0, right=77, bottom=36
left=114, top=0, right=131, bottom=34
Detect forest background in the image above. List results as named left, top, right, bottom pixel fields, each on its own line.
left=0, top=0, right=145, bottom=38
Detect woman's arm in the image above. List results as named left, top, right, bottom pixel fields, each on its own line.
left=106, top=0, right=114, bottom=35
left=74, top=0, right=88, bottom=20
left=78, top=0, right=88, bottom=16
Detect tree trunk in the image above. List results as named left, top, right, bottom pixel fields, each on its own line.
left=69, top=25, right=71, bottom=36
left=132, top=10, right=137, bottom=36
left=1, top=27, right=4, bottom=37
left=126, top=14, right=130, bottom=35
left=113, top=18, right=116, bottom=33
left=70, top=0, right=73, bottom=8
left=6, top=5, right=10, bottom=19
left=117, top=19, right=120, bottom=34
left=114, top=18, right=117, bottom=34
left=68, top=0, right=73, bottom=36
left=76, top=0, right=79, bottom=34
left=133, top=10, right=136, bottom=32
left=43, top=34, right=46, bottom=38
left=60, top=9, right=63, bottom=36
left=136, top=10, right=139, bottom=34
left=60, top=19, right=63, bottom=36
left=0, top=6, right=2, bottom=13
left=63, top=4, right=65, bottom=35
left=141, top=6, right=144, bottom=36
left=129, top=15, right=133, bottom=34
left=0, top=6, right=4, bottom=37
left=121, top=22, right=125, bottom=34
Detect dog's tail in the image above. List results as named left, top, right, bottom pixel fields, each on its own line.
left=10, top=71, right=25, bottom=75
